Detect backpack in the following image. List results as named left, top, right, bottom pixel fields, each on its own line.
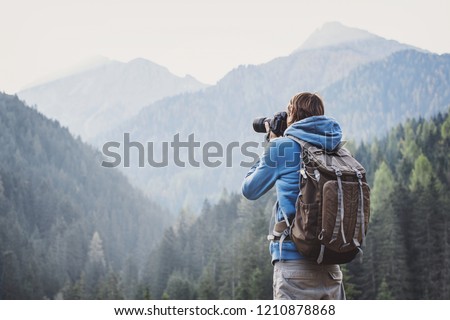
left=283, top=135, right=370, bottom=264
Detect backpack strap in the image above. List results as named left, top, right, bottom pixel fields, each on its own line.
left=317, top=244, right=326, bottom=264
left=330, top=168, right=348, bottom=245
left=284, top=134, right=307, bottom=150
left=267, top=202, right=291, bottom=261
left=353, top=169, right=366, bottom=247
left=287, top=134, right=335, bottom=263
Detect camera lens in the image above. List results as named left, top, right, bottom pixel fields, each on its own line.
left=253, top=117, right=268, bottom=133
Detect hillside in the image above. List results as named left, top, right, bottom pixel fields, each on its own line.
left=18, top=58, right=209, bottom=140
left=0, top=93, right=170, bottom=299
left=324, top=50, right=450, bottom=141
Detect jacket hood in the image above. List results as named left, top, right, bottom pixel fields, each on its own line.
left=284, top=115, right=342, bottom=151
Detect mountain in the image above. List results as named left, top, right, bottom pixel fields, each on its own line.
left=95, top=23, right=419, bottom=213
left=0, top=93, right=170, bottom=299
left=324, top=50, right=450, bottom=142
left=21, top=56, right=111, bottom=90
left=18, top=58, right=209, bottom=140
left=100, top=23, right=415, bottom=144
left=295, top=21, right=425, bottom=53
left=296, top=22, right=379, bottom=51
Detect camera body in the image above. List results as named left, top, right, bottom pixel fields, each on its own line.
left=253, top=111, right=288, bottom=137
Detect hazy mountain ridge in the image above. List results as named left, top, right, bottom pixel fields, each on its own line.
left=15, top=23, right=448, bottom=214
left=324, top=50, right=450, bottom=141
left=95, top=24, right=422, bottom=213
left=103, top=24, right=415, bottom=145
left=296, top=21, right=379, bottom=51
left=295, top=21, right=424, bottom=54
left=21, top=56, right=112, bottom=90
left=18, top=58, right=209, bottom=140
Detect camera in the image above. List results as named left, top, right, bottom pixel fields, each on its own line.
left=253, top=111, right=288, bottom=137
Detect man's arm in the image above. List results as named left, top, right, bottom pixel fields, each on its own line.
left=241, top=140, right=280, bottom=200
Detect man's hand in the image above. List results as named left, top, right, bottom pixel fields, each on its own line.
left=265, top=122, right=278, bottom=141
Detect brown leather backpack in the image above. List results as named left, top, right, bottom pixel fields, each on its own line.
left=285, top=135, right=370, bottom=264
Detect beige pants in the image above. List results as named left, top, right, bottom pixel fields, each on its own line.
left=273, top=259, right=346, bottom=300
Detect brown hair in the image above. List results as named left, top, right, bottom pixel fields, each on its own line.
left=288, top=92, right=325, bottom=126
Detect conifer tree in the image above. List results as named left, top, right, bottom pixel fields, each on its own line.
left=368, top=162, right=409, bottom=298
left=164, top=271, right=196, bottom=300
left=84, top=231, right=107, bottom=298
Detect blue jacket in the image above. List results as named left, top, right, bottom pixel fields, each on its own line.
left=242, top=116, right=342, bottom=263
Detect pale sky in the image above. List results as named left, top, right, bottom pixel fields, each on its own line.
left=1, top=0, right=449, bottom=93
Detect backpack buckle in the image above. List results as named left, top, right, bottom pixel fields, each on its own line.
left=354, top=169, right=363, bottom=179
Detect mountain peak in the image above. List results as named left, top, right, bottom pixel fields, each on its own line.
left=18, top=56, right=208, bottom=140
left=127, top=57, right=169, bottom=70
left=128, top=57, right=158, bottom=65
left=296, top=22, right=378, bottom=52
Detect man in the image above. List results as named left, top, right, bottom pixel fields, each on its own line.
left=242, top=92, right=346, bottom=300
